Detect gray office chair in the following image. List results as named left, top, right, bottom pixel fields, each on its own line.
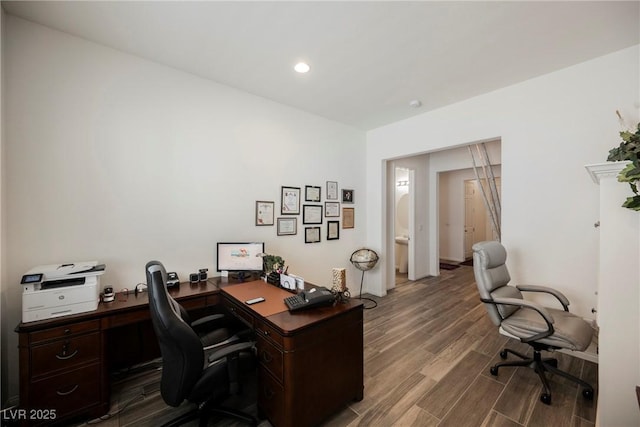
left=472, top=241, right=595, bottom=405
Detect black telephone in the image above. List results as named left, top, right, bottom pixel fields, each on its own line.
left=284, top=286, right=335, bottom=312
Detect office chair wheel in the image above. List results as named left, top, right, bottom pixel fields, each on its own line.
left=499, top=350, right=508, bottom=359
left=490, top=366, right=499, bottom=376
left=540, top=393, right=552, bottom=405
left=582, top=388, right=594, bottom=400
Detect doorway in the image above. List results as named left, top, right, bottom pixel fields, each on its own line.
left=394, top=167, right=414, bottom=284
left=439, top=170, right=501, bottom=263
left=384, top=140, right=502, bottom=292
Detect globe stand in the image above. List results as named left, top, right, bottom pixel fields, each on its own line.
left=356, top=270, right=378, bottom=309
left=350, top=248, right=380, bottom=310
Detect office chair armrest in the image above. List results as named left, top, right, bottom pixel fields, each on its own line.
left=516, top=285, right=570, bottom=311
left=487, top=297, right=556, bottom=343
left=207, top=341, right=255, bottom=365
left=202, top=334, right=240, bottom=352
left=191, top=313, right=227, bottom=332
left=207, top=341, right=255, bottom=395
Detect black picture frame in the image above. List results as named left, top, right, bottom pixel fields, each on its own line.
left=305, top=227, right=321, bottom=243
left=302, top=204, right=323, bottom=224
left=281, top=186, right=300, bottom=215
left=327, top=221, right=340, bottom=240
left=342, top=189, right=354, bottom=203
left=305, top=185, right=321, bottom=202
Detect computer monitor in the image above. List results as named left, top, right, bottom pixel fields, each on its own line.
left=216, top=242, right=265, bottom=280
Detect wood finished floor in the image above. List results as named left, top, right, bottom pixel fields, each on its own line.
left=79, top=266, right=598, bottom=427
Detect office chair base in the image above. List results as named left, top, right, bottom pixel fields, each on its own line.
left=490, top=347, right=594, bottom=405
left=159, top=404, right=258, bottom=427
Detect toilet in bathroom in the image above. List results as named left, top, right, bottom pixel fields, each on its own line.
left=395, top=235, right=408, bottom=273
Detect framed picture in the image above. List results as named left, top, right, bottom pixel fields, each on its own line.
left=277, top=217, right=297, bottom=236
left=305, top=227, right=321, bottom=243
left=302, top=204, right=323, bottom=224
left=342, top=207, right=354, bottom=228
left=342, top=189, right=354, bottom=203
left=281, top=186, right=300, bottom=215
left=325, top=202, right=340, bottom=218
left=255, top=201, right=274, bottom=226
left=327, top=221, right=340, bottom=240
left=326, top=181, right=338, bottom=200
left=305, top=185, right=321, bottom=202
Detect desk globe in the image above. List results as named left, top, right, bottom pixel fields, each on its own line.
left=350, top=248, right=379, bottom=309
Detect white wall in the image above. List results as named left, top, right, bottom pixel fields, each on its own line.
left=366, top=45, right=640, bottom=321
left=0, top=6, right=7, bottom=407
left=2, top=16, right=366, bottom=400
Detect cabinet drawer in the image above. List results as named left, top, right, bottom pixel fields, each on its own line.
left=30, top=319, right=100, bottom=344
left=31, top=332, right=101, bottom=378
left=224, top=300, right=254, bottom=329
left=30, top=363, right=101, bottom=419
left=179, top=296, right=207, bottom=311
left=258, top=369, right=285, bottom=427
left=257, top=335, right=283, bottom=382
left=255, top=318, right=283, bottom=347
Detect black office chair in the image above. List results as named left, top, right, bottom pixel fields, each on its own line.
left=472, top=241, right=595, bottom=405
left=165, top=284, right=249, bottom=350
left=146, top=260, right=257, bottom=427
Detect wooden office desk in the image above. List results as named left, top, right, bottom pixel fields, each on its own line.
left=14, top=280, right=220, bottom=426
left=221, top=280, right=364, bottom=427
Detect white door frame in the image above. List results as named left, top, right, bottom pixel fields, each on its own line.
left=407, top=169, right=416, bottom=280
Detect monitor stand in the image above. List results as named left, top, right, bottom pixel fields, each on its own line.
left=230, top=271, right=257, bottom=282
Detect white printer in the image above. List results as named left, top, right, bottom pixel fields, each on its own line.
left=21, top=261, right=105, bottom=323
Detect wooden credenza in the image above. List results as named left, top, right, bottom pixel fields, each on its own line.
left=14, top=280, right=221, bottom=426
left=221, top=280, right=364, bottom=427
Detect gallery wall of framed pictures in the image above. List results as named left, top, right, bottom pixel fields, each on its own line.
left=255, top=180, right=355, bottom=244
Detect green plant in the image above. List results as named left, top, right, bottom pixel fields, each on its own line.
left=261, top=254, right=285, bottom=273
left=607, top=121, right=640, bottom=210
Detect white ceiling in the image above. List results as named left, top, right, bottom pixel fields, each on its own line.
left=3, top=1, right=639, bottom=130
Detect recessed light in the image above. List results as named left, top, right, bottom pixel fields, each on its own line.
left=294, top=62, right=310, bottom=73
left=409, top=99, right=422, bottom=108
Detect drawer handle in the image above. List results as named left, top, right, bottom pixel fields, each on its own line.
left=64, top=329, right=71, bottom=335
left=260, top=351, right=273, bottom=363
left=260, top=329, right=270, bottom=336
left=56, top=384, right=79, bottom=396
left=56, top=342, right=78, bottom=360
left=56, top=349, right=78, bottom=360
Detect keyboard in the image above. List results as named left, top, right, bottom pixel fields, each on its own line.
left=284, top=294, right=306, bottom=311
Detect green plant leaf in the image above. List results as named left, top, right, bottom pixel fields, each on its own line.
left=607, top=145, right=623, bottom=161
left=621, top=195, right=640, bottom=211
left=617, top=163, right=640, bottom=183
left=609, top=120, right=640, bottom=210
